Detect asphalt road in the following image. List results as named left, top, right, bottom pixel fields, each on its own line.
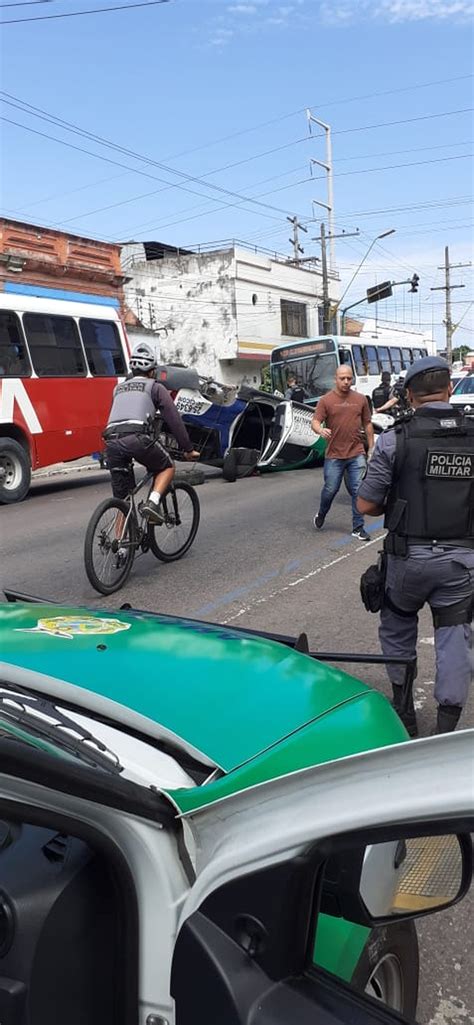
left=1, top=463, right=472, bottom=1024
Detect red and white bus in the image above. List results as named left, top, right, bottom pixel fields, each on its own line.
left=0, top=288, right=129, bottom=503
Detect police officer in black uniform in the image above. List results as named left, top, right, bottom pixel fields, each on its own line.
left=371, top=371, right=392, bottom=410
left=357, top=356, right=474, bottom=735
left=103, top=343, right=199, bottom=523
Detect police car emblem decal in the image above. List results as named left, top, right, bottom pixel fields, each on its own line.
left=425, top=451, right=473, bottom=479
left=15, top=616, right=132, bottom=639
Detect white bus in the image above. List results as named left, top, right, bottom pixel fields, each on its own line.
left=270, top=335, right=429, bottom=407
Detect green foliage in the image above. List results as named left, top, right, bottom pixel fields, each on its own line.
left=260, top=363, right=273, bottom=393
left=452, top=345, right=470, bottom=362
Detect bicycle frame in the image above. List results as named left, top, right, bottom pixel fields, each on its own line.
left=117, top=467, right=183, bottom=555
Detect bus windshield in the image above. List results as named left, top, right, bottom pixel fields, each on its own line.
left=271, top=338, right=338, bottom=403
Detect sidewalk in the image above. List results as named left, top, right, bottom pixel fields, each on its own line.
left=32, top=456, right=221, bottom=485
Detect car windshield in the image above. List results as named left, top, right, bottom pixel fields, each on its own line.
left=0, top=685, right=123, bottom=773
left=453, top=375, right=474, bottom=396
left=272, top=353, right=338, bottom=401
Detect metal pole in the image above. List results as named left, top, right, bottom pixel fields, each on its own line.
left=445, top=246, right=452, bottom=365
left=326, top=126, right=335, bottom=270
left=320, top=222, right=330, bottom=334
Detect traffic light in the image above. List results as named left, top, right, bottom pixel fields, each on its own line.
left=409, top=274, right=420, bottom=293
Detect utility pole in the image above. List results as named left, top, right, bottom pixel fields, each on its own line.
left=307, top=110, right=335, bottom=268
left=311, top=226, right=360, bottom=334
left=430, top=247, right=471, bottom=364
left=287, top=215, right=308, bottom=263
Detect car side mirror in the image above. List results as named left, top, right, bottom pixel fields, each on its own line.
left=320, top=832, right=472, bottom=927
left=360, top=833, right=468, bottom=919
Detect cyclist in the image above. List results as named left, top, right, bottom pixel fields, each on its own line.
left=103, top=343, right=199, bottom=524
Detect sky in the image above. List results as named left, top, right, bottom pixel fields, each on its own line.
left=0, top=0, right=473, bottom=347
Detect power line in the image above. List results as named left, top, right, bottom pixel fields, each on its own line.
left=0, top=115, right=301, bottom=226
left=121, top=154, right=472, bottom=239
left=158, top=74, right=474, bottom=164
left=0, top=0, right=53, bottom=6
left=0, top=104, right=310, bottom=222
left=1, top=0, right=170, bottom=23
left=1, top=91, right=472, bottom=233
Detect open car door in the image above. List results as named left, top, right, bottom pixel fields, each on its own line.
left=258, top=399, right=321, bottom=468
left=171, top=731, right=473, bottom=1025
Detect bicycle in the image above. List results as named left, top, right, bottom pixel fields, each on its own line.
left=84, top=460, right=200, bottom=595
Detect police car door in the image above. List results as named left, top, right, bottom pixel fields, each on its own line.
left=172, top=732, right=473, bottom=1025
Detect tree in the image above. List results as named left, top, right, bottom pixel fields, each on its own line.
left=260, top=363, right=273, bottom=393
left=452, top=345, right=470, bottom=363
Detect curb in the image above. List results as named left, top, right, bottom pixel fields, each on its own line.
left=32, top=462, right=220, bottom=485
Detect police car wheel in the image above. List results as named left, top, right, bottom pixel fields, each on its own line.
left=0, top=438, right=31, bottom=504
left=351, top=921, right=419, bottom=1017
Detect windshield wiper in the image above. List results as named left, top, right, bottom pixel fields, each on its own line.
left=0, top=685, right=123, bottom=775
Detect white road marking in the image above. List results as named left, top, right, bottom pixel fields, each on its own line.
left=222, top=534, right=384, bottom=625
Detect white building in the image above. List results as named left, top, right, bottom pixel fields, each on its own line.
left=121, top=241, right=339, bottom=386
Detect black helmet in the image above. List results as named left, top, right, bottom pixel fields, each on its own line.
left=129, top=342, right=158, bottom=372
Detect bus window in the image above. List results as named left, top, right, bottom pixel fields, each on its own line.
left=401, top=347, right=412, bottom=368
left=23, top=314, right=87, bottom=377
left=412, top=348, right=423, bottom=361
left=390, top=347, right=402, bottom=374
left=79, top=318, right=126, bottom=376
left=0, top=311, right=31, bottom=377
left=352, top=344, right=367, bottom=375
left=363, top=345, right=379, bottom=375
left=377, top=346, right=392, bottom=373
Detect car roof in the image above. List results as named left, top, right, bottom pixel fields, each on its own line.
left=0, top=603, right=371, bottom=774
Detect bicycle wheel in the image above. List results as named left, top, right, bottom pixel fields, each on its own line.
left=148, top=482, right=200, bottom=562
left=84, top=498, right=136, bottom=595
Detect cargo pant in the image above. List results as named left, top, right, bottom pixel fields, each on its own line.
left=379, top=547, right=474, bottom=707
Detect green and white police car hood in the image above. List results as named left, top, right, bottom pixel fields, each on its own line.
left=0, top=602, right=406, bottom=805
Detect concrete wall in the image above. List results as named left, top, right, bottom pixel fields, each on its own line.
left=0, top=218, right=125, bottom=301
left=122, top=244, right=337, bottom=386
left=123, top=248, right=238, bottom=381
left=235, top=249, right=328, bottom=358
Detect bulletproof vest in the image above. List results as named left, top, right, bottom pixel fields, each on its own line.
left=384, top=407, right=474, bottom=551
left=372, top=384, right=391, bottom=410
left=288, top=386, right=308, bottom=405
left=107, top=375, right=156, bottom=426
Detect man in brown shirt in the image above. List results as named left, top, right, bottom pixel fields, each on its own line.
left=311, top=365, right=374, bottom=540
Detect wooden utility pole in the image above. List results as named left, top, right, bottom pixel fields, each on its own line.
left=287, top=215, right=308, bottom=263
left=312, top=225, right=360, bottom=334
left=430, top=247, right=471, bottom=364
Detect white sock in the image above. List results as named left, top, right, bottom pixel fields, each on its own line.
left=149, top=491, right=161, bottom=506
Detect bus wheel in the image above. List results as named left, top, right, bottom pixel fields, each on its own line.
left=0, top=438, right=31, bottom=504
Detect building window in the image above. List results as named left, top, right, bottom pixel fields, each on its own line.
left=0, top=311, right=31, bottom=377
left=280, top=299, right=308, bottom=338
left=79, top=318, right=126, bottom=376
left=23, top=313, right=86, bottom=377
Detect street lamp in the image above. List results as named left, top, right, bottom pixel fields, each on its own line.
left=337, top=229, right=396, bottom=333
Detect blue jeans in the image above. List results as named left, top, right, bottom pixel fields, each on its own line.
left=318, top=455, right=367, bottom=531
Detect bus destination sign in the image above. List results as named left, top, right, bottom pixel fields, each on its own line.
left=272, top=339, right=336, bottom=362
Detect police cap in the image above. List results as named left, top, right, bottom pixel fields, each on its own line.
left=404, top=355, right=450, bottom=388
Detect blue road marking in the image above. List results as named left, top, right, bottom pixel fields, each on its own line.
left=192, top=519, right=384, bottom=617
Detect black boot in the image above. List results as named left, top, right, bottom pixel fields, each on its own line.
left=392, top=685, right=418, bottom=738
left=435, top=704, right=462, bottom=734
